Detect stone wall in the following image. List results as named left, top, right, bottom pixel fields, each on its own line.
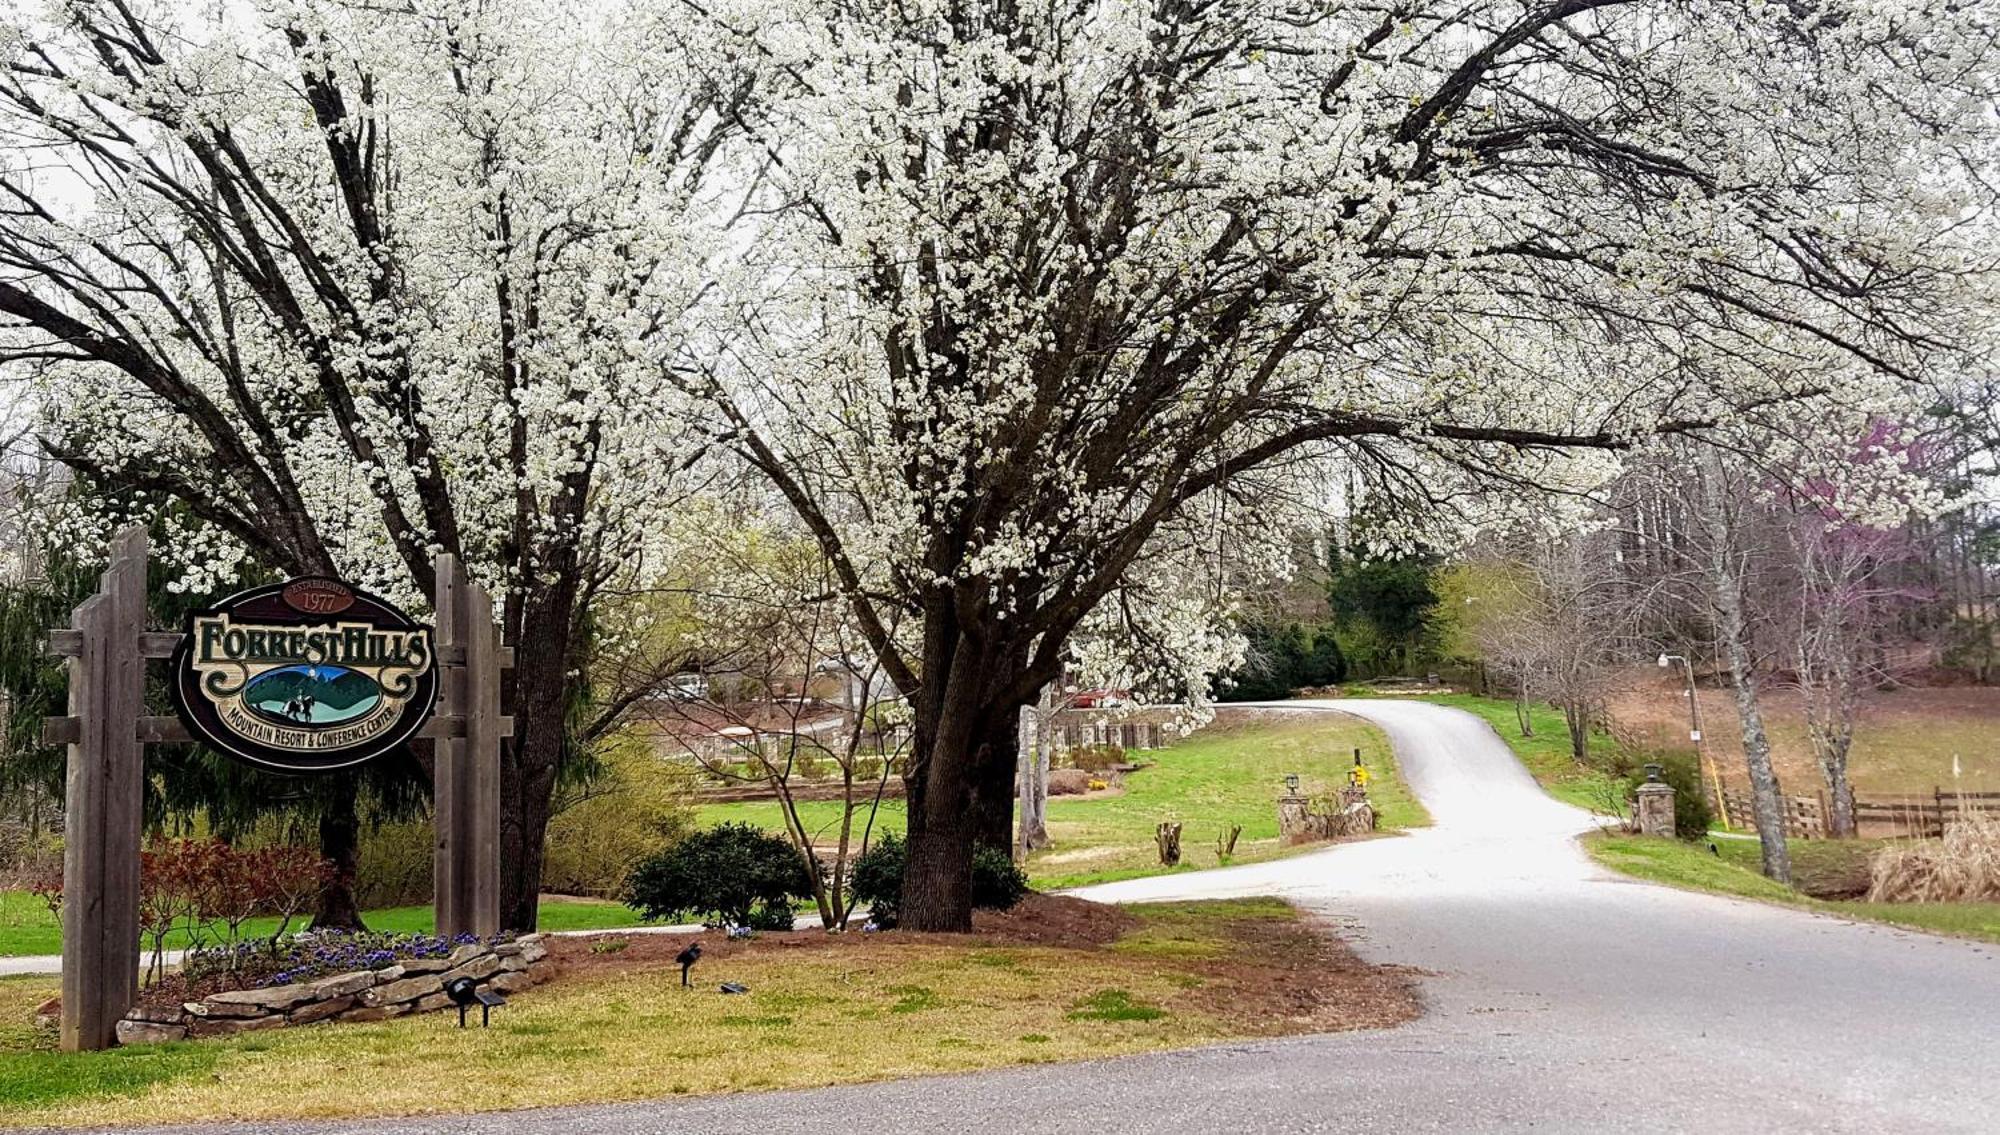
left=1277, top=789, right=1377, bottom=846
left=114, top=935, right=550, bottom=1045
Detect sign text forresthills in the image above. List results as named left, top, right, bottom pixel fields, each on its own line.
left=169, top=578, right=439, bottom=774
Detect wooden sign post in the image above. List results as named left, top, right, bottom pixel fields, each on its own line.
left=45, top=528, right=510, bottom=1051
left=56, top=527, right=147, bottom=1052
left=431, top=553, right=504, bottom=939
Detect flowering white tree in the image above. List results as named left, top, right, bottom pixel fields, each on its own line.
left=0, top=0, right=743, bottom=928
left=677, top=0, right=1999, bottom=928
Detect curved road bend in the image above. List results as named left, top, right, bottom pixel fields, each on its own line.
left=85, top=699, right=2000, bottom=1135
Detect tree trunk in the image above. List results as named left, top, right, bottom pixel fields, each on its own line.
left=1514, top=687, right=1534, bottom=737
left=497, top=588, right=577, bottom=932
left=1016, top=702, right=1051, bottom=856
left=1722, top=653, right=1791, bottom=883
left=1822, top=734, right=1858, bottom=839
left=1563, top=701, right=1589, bottom=765
left=1702, top=467, right=1793, bottom=885
left=310, top=776, right=365, bottom=930
left=970, top=720, right=1019, bottom=853
left=898, top=606, right=1044, bottom=931
left=900, top=717, right=980, bottom=931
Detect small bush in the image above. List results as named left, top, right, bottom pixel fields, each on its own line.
left=744, top=901, right=796, bottom=931
left=627, top=822, right=813, bottom=928
left=848, top=833, right=907, bottom=922
left=1869, top=812, right=2000, bottom=902
left=971, top=845, right=1028, bottom=910
left=848, top=834, right=1028, bottom=921
left=543, top=735, right=698, bottom=898
left=1611, top=751, right=1713, bottom=839
left=351, top=819, right=435, bottom=909
left=1066, top=744, right=1126, bottom=773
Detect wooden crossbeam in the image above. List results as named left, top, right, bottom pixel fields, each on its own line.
left=40, top=713, right=512, bottom=747
left=47, top=629, right=513, bottom=670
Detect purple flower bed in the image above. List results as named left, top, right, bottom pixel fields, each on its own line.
left=181, top=931, right=502, bottom=988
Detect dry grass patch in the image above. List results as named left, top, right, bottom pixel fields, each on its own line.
left=0, top=895, right=1414, bottom=1128
left=1869, top=813, right=2000, bottom=902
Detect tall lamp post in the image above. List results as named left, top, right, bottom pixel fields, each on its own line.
left=1659, top=652, right=1729, bottom=831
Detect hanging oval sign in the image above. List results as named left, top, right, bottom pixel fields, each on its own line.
left=168, top=578, right=438, bottom=774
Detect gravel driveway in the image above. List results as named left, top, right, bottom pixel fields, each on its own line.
left=61, top=699, right=2000, bottom=1134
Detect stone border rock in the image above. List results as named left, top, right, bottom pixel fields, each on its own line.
left=1277, top=788, right=1376, bottom=846
left=113, top=935, right=550, bottom=1045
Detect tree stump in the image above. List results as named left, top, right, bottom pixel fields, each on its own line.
left=1156, top=822, right=1183, bottom=866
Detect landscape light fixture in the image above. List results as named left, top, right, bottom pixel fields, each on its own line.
left=676, top=941, right=703, bottom=987
left=443, top=976, right=506, bottom=1029
left=1284, top=773, right=1300, bottom=795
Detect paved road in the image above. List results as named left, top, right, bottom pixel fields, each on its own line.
left=70, top=700, right=2000, bottom=1134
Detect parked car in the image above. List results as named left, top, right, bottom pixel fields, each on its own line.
left=1069, top=688, right=1131, bottom=708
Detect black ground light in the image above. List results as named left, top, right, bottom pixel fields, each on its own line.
left=444, top=976, right=506, bottom=1028
left=676, top=941, right=703, bottom=987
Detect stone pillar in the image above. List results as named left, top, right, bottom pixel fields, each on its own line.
left=1277, top=794, right=1313, bottom=846
left=1636, top=780, right=1676, bottom=837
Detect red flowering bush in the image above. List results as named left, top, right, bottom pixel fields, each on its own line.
left=130, top=839, right=338, bottom=984
left=25, top=855, right=63, bottom=923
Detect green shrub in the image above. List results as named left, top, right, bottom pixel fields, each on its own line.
left=627, top=822, right=812, bottom=928
left=971, top=845, right=1028, bottom=910
left=544, top=735, right=697, bottom=897
left=1618, top=752, right=1714, bottom=839
left=744, top=902, right=796, bottom=932
left=847, top=834, right=1028, bottom=922
left=1065, top=744, right=1126, bottom=773
left=1218, top=620, right=1352, bottom=699
left=352, top=819, right=434, bottom=909
left=849, top=833, right=907, bottom=921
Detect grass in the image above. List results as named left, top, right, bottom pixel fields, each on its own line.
left=0, top=897, right=1399, bottom=1127
left=1066, top=989, right=1164, bottom=1022
left=1585, top=833, right=2000, bottom=944
left=0, top=895, right=648, bottom=959
left=697, top=710, right=1427, bottom=892
left=1027, top=710, right=1424, bottom=889
left=695, top=796, right=908, bottom=852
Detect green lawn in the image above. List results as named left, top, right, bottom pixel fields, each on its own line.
left=1028, top=710, right=1422, bottom=889
left=1585, top=833, right=2000, bottom=944
left=0, top=897, right=1407, bottom=1127
left=0, top=894, right=647, bottom=959
left=698, top=708, right=1425, bottom=891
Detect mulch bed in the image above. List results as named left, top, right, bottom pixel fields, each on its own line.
left=1176, top=910, right=1420, bottom=1034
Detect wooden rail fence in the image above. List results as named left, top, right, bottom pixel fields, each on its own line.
left=1713, top=786, right=2000, bottom=839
